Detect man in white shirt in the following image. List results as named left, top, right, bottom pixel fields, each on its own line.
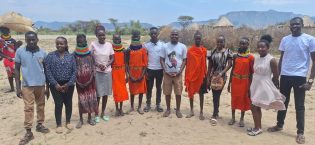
left=143, top=27, right=164, bottom=112
left=267, top=17, right=315, bottom=144
left=160, top=30, right=187, bottom=118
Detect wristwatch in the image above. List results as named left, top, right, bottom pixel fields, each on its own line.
left=308, top=79, right=314, bottom=84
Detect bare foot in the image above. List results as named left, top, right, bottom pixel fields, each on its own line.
left=163, top=110, right=171, bottom=117
left=199, top=113, right=205, bottom=120
left=176, top=110, right=183, bottom=118
left=186, top=111, right=194, bottom=118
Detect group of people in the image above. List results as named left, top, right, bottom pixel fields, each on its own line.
left=0, top=17, right=314, bottom=145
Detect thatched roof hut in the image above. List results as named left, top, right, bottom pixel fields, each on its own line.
left=213, top=16, right=234, bottom=29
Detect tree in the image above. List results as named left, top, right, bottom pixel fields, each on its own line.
left=178, top=16, right=194, bottom=29
left=108, top=18, right=120, bottom=33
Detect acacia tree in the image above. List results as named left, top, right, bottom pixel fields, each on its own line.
left=178, top=16, right=194, bottom=29
left=108, top=18, right=120, bottom=33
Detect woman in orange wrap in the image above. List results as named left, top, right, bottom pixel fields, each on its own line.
left=185, top=31, right=207, bottom=120
left=227, top=37, right=254, bottom=127
left=112, top=34, right=129, bottom=116
left=126, top=30, right=148, bottom=115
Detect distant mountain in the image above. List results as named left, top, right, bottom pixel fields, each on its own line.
left=34, top=21, right=154, bottom=31
left=169, top=10, right=314, bottom=29
left=35, top=21, right=71, bottom=30
left=221, top=10, right=303, bottom=28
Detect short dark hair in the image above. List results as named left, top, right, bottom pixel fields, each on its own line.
left=132, top=29, right=141, bottom=36
left=150, top=27, right=158, bottom=31
left=95, top=24, right=105, bottom=35
left=25, top=31, right=38, bottom=38
left=194, top=30, right=202, bottom=38
left=290, top=17, right=304, bottom=25
left=241, top=36, right=250, bottom=42
left=0, top=26, right=10, bottom=34
left=77, top=34, right=86, bottom=39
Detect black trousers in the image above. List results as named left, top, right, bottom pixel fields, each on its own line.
left=146, top=69, right=163, bottom=106
left=277, top=75, right=306, bottom=134
left=50, top=81, right=75, bottom=126
left=212, top=89, right=222, bottom=117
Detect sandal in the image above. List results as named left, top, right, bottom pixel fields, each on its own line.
left=199, top=113, right=205, bottom=120
left=66, top=124, right=73, bottom=130
left=36, top=124, right=50, bottom=133
left=156, top=105, right=164, bottom=112
left=143, top=105, right=151, bottom=112
left=137, top=108, right=144, bottom=115
left=239, top=120, right=245, bottom=127
left=88, top=119, right=96, bottom=126
left=19, top=132, right=34, bottom=145
left=296, top=134, right=305, bottom=144
left=163, top=110, right=171, bottom=117
left=76, top=121, right=83, bottom=129
left=267, top=125, right=283, bottom=132
left=56, top=126, right=63, bottom=134
left=247, top=128, right=263, bottom=136
left=95, top=116, right=100, bottom=123
left=102, top=116, right=110, bottom=122
left=176, top=111, right=183, bottom=118
left=228, top=119, right=236, bottom=125
left=210, top=118, right=217, bottom=126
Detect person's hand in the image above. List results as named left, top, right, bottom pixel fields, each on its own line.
left=167, top=72, right=176, bottom=77
left=227, top=84, right=231, bottom=93
left=130, top=76, right=137, bottom=82
left=16, top=87, right=22, bottom=98
left=272, top=78, right=280, bottom=89
left=8, top=58, right=14, bottom=62
left=61, top=84, right=69, bottom=93
left=55, top=84, right=63, bottom=92
left=98, top=64, right=106, bottom=71
left=45, top=86, right=50, bottom=100
left=299, top=82, right=312, bottom=91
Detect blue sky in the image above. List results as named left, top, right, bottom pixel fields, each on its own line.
left=1, top=0, right=314, bottom=26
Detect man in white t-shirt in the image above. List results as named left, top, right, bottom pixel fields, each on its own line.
left=143, top=27, right=164, bottom=112
left=268, top=17, right=315, bottom=144
left=160, top=30, right=187, bottom=118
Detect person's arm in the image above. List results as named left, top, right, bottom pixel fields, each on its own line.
left=178, top=58, right=186, bottom=76
left=270, top=58, right=280, bottom=89
left=43, top=60, right=50, bottom=99
left=138, top=49, right=148, bottom=81
left=107, top=54, right=114, bottom=68
left=299, top=52, right=315, bottom=90
left=44, top=55, right=58, bottom=87
left=65, top=55, right=77, bottom=87
left=14, top=62, right=22, bottom=98
left=227, top=55, right=236, bottom=93
left=0, top=51, right=13, bottom=60
left=278, top=51, right=284, bottom=75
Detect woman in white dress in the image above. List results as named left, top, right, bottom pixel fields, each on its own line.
left=248, top=35, right=286, bottom=136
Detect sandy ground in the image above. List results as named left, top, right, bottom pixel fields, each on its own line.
left=0, top=35, right=314, bottom=145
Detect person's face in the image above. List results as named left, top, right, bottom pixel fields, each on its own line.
left=256, top=42, right=268, bottom=57
left=150, top=29, right=159, bottom=41
left=76, top=37, right=87, bottom=47
left=96, top=30, right=106, bottom=44
left=239, top=39, right=249, bottom=50
left=56, top=38, right=67, bottom=53
left=25, top=33, right=38, bottom=48
left=194, top=34, right=202, bottom=46
left=290, top=19, right=303, bottom=36
left=113, top=35, right=121, bottom=44
left=216, top=37, right=225, bottom=49
left=170, top=31, right=179, bottom=44
left=132, top=34, right=140, bottom=41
